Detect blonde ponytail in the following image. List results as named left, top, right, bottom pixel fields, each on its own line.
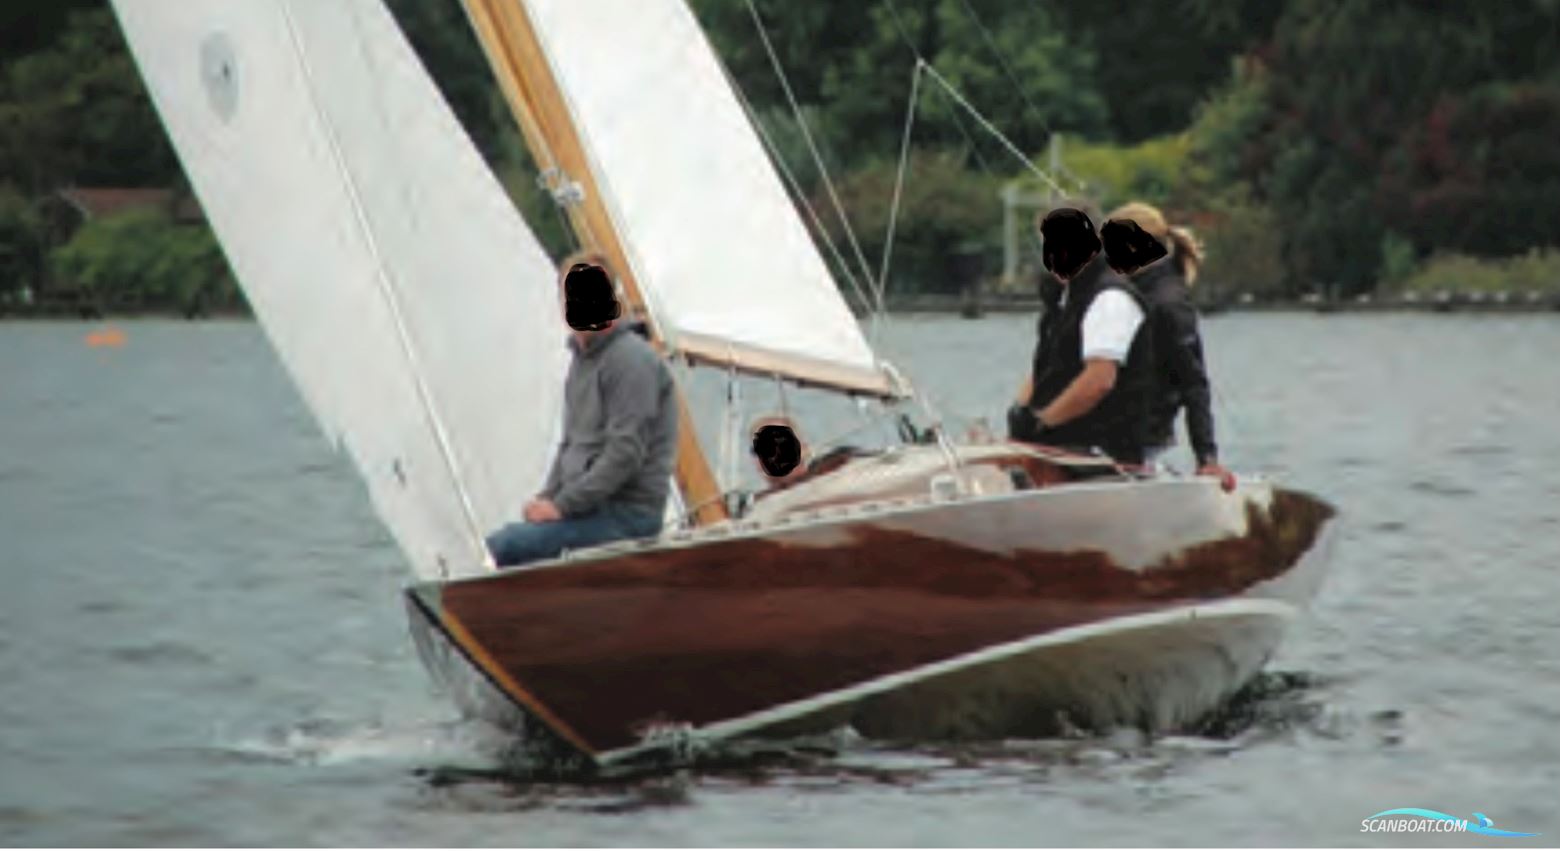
left=1167, top=225, right=1204, bottom=286
left=1107, top=201, right=1206, bottom=285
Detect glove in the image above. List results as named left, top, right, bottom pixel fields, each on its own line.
left=1007, top=404, right=1047, bottom=443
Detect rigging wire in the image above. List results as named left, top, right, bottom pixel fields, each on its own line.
left=742, top=0, right=882, bottom=306
left=919, top=64, right=1072, bottom=196
left=877, top=0, right=1082, bottom=197
left=874, top=60, right=924, bottom=341
left=720, top=359, right=743, bottom=496
left=774, top=371, right=791, bottom=423
left=950, top=0, right=1055, bottom=142
left=718, top=56, right=879, bottom=317
left=878, top=0, right=1087, bottom=283
left=923, top=62, right=1053, bottom=265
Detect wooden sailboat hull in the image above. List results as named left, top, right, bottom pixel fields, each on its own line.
left=404, top=476, right=1336, bottom=768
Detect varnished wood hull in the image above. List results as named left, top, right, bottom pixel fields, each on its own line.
left=404, top=475, right=1336, bottom=768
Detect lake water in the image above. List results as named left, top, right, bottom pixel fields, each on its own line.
left=3, top=314, right=1558, bottom=846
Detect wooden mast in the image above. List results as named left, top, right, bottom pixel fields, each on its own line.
left=459, top=0, right=728, bottom=525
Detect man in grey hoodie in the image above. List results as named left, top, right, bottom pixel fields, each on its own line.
left=485, top=260, right=678, bottom=568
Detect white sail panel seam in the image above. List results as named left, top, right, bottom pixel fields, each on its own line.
left=278, top=0, right=487, bottom=575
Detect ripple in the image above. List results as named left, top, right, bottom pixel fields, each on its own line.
left=1408, top=478, right=1478, bottom=498
left=104, top=641, right=212, bottom=667
left=1447, top=444, right=1510, bottom=458
left=295, top=461, right=335, bottom=477
left=77, top=599, right=129, bottom=615
left=0, top=805, right=53, bottom=831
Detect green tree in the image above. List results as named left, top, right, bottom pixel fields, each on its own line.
left=0, top=186, right=43, bottom=297
left=0, top=8, right=178, bottom=195
left=820, top=149, right=1003, bottom=296
left=1046, top=0, right=1283, bottom=143
left=0, top=0, right=98, bottom=59
left=1380, top=83, right=1560, bottom=259
left=52, top=208, right=236, bottom=315
left=1198, top=0, right=1560, bottom=293
left=692, top=0, right=1108, bottom=169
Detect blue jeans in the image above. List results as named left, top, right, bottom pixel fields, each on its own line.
left=486, top=503, right=663, bottom=569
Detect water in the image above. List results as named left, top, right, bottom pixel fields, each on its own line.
left=3, top=314, right=1558, bottom=845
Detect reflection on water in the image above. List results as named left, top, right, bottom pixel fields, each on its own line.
left=2, top=315, right=1558, bottom=845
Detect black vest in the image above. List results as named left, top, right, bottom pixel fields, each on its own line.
left=1028, top=254, right=1155, bottom=464
left=1132, top=260, right=1190, bottom=448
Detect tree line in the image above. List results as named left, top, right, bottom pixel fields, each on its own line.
left=3, top=0, right=1558, bottom=314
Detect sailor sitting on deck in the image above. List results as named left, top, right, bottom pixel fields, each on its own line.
left=1008, top=207, right=1155, bottom=466
left=733, top=415, right=868, bottom=515
left=485, top=257, right=677, bottom=568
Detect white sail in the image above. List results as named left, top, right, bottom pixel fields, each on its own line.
left=112, top=0, right=568, bottom=580
left=517, top=0, right=894, bottom=397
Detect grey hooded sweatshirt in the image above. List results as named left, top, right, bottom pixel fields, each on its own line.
left=541, top=323, right=678, bottom=519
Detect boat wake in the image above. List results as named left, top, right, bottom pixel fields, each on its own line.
left=213, top=716, right=503, bottom=769
left=407, top=669, right=1397, bottom=808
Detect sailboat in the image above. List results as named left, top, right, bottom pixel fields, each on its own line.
left=113, top=0, right=1337, bottom=772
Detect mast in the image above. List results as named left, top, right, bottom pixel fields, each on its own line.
left=460, top=0, right=728, bottom=526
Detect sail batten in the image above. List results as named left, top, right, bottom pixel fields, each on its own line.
left=113, top=0, right=568, bottom=580
left=517, top=0, right=890, bottom=397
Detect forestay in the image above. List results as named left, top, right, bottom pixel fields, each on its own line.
left=112, top=0, right=568, bottom=580
left=518, top=0, right=896, bottom=397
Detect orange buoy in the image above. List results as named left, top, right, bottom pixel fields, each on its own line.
left=85, top=327, right=127, bottom=348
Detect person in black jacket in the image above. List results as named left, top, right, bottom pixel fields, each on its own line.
left=1102, top=202, right=1234, bottom=489
left=1008, top=208, right=1156, bottom=465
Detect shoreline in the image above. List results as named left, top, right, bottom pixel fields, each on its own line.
left=877, top=292, right=1560, bottom=316
left=3, top=296, right=1558, bottom=322
left=0, top=305, right=251, bottom=321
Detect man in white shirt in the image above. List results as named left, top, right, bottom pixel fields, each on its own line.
left=1009, top=208, right=1155, bottom=464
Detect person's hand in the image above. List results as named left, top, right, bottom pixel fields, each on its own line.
left=1197, top=462, right=1236, bottom=492
left=523, top=498, right=563, bottom=523
left=1007, top=404, right=1042, bottom=442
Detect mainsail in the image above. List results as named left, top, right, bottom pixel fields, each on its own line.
left=503, top=0, right=897, bottom=398
left=112, top=0, right=568, bottom=580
